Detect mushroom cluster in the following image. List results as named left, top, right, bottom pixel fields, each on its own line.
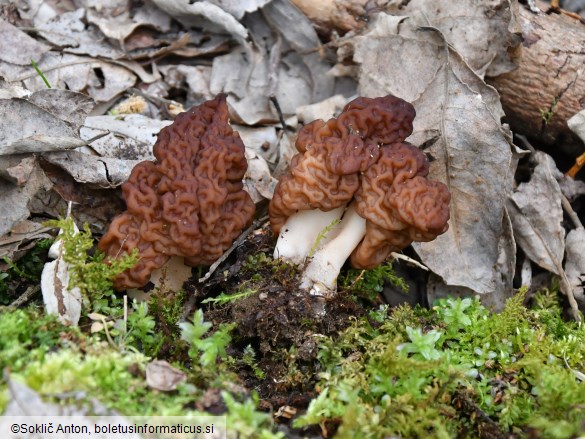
left=99, top=94, right=256, bottom=290
left=269, top=95, right=450, bottom=294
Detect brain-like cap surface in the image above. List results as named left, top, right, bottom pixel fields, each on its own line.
left=269, top=95, right=416, bottom=234
left=351, top=143, right=450, bottom=268
left=99, top=94, right=255, bottom=290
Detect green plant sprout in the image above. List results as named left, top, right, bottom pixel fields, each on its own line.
left=397, top=326, right=443, bottom=360
left=242, top=345, right=266, bottom=379
left=201, top=288, right=257, bottom=305
left=222, top=391, right=284, bottom=439
left=539, top=96, right=559, bottom=125
left=339, top=261, right=409, bottom=301
left=180, top=309, right=235, bottom=370
left=308, top=218, right=340, bottom=258
left=31, top=59, right=51, bottom=88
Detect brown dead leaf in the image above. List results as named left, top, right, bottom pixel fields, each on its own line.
left=341, top=10, right=519, bottom=302
left=146, top=360, right=187, bottom=392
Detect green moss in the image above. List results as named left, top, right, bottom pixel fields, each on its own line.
left=45, top=217, right=138, bottom=313
left=296, top=290, right=585, bottom=438
left=338, top=261, right=409, bottom=302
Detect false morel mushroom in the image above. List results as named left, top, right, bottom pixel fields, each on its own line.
left=99, top=94, right=256, bottom=290
left=269, top=94, right=450, bottom=294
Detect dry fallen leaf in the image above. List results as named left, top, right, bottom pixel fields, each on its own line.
left=43, top=151, right=143, bottom=188
left=209, top=0, right=335, bottom=125
left=41, top=221, right=82, bottom=326
left=340, top=10, right=519, bottom=304
left=146, top=360, right=187, bottom=392
left=1, top=374, right=141, bottom=436
left=151, top=0, right=248, bottom=42
left=244, top=148, right=278, bottom=202
left=80, top=114, right=172, bottom=160
left=208, top=0, right=273, bottom=19
left=0, top=89, right=94, bottom=155
left=0, top=161, right=53, bottom=237
left=0, top=18, right=50, bottom=65
left=393, top=0, right=522, bottom=78
left=507, top=151, right=565, bottom=275
left=564, top=227, right=585, bottom=308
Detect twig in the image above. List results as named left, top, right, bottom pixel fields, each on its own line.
left=7, top=285, right=40, bottom=309
left=390, top=252, right=429, bottom=271
left=347, top=270, right=366, bottom=290
left=198, top=216, right=268, bottom=283
left=269, top=95, right=287, bottom=132
left=128, top=87, right=181, bottom=108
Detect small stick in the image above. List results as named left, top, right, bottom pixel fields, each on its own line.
left=198, top=216, right=268, bottom=283
left=269, top=95, right=287, bottom=131
left=390, top=252, right=429, bottom=271
left=7, top=285, right=40, bottom=309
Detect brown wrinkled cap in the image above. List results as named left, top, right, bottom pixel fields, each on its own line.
left=98, top=94, right=256, bottom=290
left=270, top=95, right=416, bottom=234
left=351, top=143, right=450, bottom=268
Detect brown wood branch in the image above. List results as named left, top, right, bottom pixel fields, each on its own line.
left=487, top=0, right=585, bottom=156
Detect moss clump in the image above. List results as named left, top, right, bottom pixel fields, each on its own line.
left=295, top=289, right=585, bottom=438
left=45, top=217, right=138, bottom=313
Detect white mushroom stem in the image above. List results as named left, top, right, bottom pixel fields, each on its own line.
left=300, top=202, right=366, bottom=294
left=273, top=205, right=346, bottom=264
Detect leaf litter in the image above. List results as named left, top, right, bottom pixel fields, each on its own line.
left=1, top=0, right=580, bottom=307
left=2, top=0, right=585, bottom=434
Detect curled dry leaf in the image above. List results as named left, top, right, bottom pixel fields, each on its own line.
left=564, top=228, right=585, bottom=308
left=0, top=161, right=53, bottom=237
left=341, top=11, right=518, bottom=301
left=236, top=125, right=279, bottom=164
left=81, top=114, right=172, bottom=160
left=43, top=151, right=143, bottom=188
left=210, top=0, right=335, bottom=125
left=151, top=0, right=248, bottom=42
left=146, top=360, right=187, bottom=392
left=0, top=18, right=50, bottom=65
left=507, top=151, right=565, bottom=275
left=85, top=0, right=171, bottom=45
left=244, top=148, right=278, bottom=202
left=295, top=94, right=348, bottom=125
left=40, top=223, right=82, bottom=326
left=0, top=89, right=94, bottom=156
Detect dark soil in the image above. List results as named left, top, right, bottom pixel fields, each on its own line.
left=185, top=222, right=368, bottom=409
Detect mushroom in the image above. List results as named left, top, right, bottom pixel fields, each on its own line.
left=270, top=95, right=415, bottom=263
left=98, top=94, right=256, bottom=290
left=269, top=95, right=450, bottom=294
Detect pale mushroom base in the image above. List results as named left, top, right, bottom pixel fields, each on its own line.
left=274, top=203, right=367, bottom=296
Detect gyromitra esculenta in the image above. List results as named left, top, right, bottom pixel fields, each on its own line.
left=269, top=95, right=450, bottom=294
left=99, top=94, right=256, bottom=290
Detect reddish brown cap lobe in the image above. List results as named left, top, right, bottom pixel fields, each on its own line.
left=98, top=94, right=255, bottom=290
left=270, top=94, right=417, bottom=234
